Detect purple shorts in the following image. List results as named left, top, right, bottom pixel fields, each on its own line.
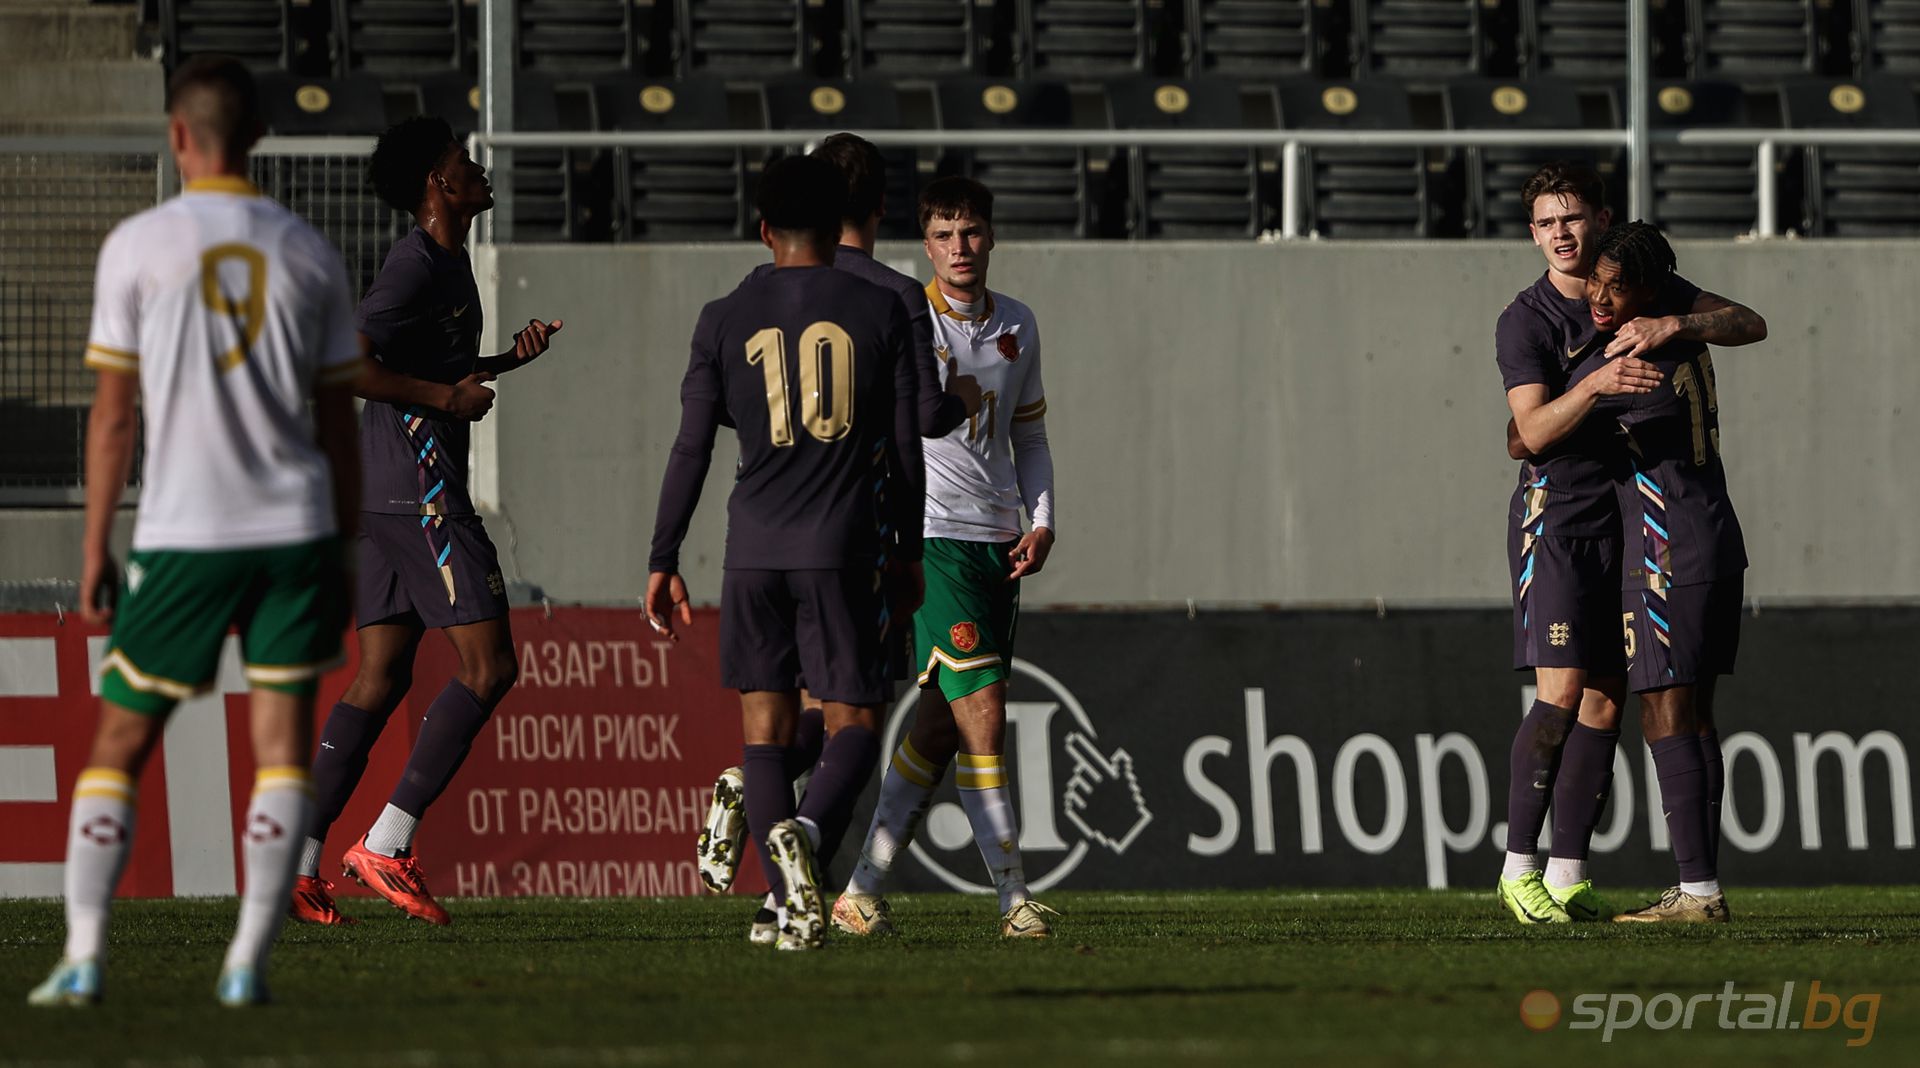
left=1624, top=574, right=1743, bottom=693
left=356, top=512, right=508, bottom=630
left=1510, top=528, right=1625, bottom=675
left=720, top=568, right=891, bottom=706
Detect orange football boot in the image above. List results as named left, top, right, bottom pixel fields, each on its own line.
left=341, top=836, right=450, bottom=925
left=288, top=874, right=357, bottom=926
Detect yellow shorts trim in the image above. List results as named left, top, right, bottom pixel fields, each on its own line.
left=244, top=653, right=346, bottom=685
left=102, top=649, right=202, bottom=700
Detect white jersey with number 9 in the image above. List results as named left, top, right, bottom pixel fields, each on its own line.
left=84, top=176, right=362, bottom=552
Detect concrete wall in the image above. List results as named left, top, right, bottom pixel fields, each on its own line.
left=463, top=240, right=1920, bottom=608
left=4, top=241, right=1910, bottom=608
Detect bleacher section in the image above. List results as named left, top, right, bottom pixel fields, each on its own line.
left=146, top=1, right=1918, bottom=240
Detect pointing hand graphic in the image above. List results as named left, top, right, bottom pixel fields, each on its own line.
left=1061, top=731, right=1153, bottom=854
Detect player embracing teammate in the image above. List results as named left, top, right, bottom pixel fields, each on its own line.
left=1496, top=163, right=1766, bottom=925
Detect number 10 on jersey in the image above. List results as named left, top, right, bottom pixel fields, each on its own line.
left=746, top=322, right=856, bottom=446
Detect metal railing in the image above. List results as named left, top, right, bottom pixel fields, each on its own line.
left=0, top=135, right=395, bottom=502
left=473, top=126, right=1920, bottom=242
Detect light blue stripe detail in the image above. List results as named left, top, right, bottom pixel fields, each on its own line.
left=1517, top=554, right=1534, bottom=589
left=1642, top=512, right=1669, bottom=539
left=1644, top=556, right=1663, bottom=575
left=437, top=544, right=451, bottom=567
left=423, top=480, right=444, bottom=504
left=1646, top=606, right=1670, bottom=633
left=1635, top=471, right=1663, bottom=495
left=417, top=437, right=436, bottom=463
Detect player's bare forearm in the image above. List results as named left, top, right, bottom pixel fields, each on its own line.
left=314, top=384, right=362, bottom=541
left=357, top=357, right=455, bottom=412
left=1505, top=418, right=1532, bottom=461
left=82, top=371, right=139, bottom=558
left=1675, top=294, right=1767, bottom=347
left=478, top=318, right=563, bottom=376
left=1508, top=382, right=1599, bottom=455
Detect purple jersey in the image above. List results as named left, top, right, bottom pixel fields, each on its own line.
left=746, top=246, right=965, bottom=438
left=650, top=265, right=924, bottom=573
left=356, top=227, right=483, bottom=515
left=1575, top=337, right=1748, bottom=588
left=1495, top=271, right=1702, bottom=538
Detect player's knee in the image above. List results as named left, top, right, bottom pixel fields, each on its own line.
left=461, top=655, right=518, bottom=706
left=345, top=667, right=412, bottom=716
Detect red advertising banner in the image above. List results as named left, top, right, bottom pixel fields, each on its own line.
left=0, top=608, right=760, bottom=900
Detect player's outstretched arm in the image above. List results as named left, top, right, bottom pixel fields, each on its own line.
left=477, top=318, right=564, bottom=376
left=80, top=368, right=139, bottom=624
left=1604, top=292, right=1767, bottom=359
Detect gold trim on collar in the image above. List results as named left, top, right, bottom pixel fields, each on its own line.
left=184, top=176, right=262, bottom=197
left=925, top=281, right=995, bottom=322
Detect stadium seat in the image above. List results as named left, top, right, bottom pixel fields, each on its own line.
left=1445, top=78, right=1620, bottom=238
left=1353, top=0, right=1485, bottom=78
left=1185, top=0, right=1319, bottom=77
left=335, top=0, right=467, bottom=76
left=519, top=0, right=636, bottom=72
left=162, top=0, right=293, bottom=71
left=846, top=0, right=984, bottom=74
left=1687, top=0, right=1819, bottom=78
left=1646, top=81, right=1792, bottom=237
left=1107, top=77, right=1263, bottom=238
left=1784, top=76, right=1920, bottom=235
left=596, top=77, right=755, bottom=241
left=1272, top=79, right=1433, bottom=238
left=417, top=73, right=603, bottom=243
left=1019, top=0, right=1155, bottom=77
left=256, top=73, right=388, bottom=135
left=763, top=80, right=924, bottom=240
left=673, top=0, right=814, bottom=76
left=934, top=78, right=1095, bottom=239
left=1521, top=0, right=1629, bottom=79
left=1852, top=0, right=1920, bottom=73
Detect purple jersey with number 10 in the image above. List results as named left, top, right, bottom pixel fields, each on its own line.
left=649, top=265, right=924, bottom=574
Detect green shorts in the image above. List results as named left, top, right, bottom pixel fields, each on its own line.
left=913, top=537, right=1020, bottom=701
left=101, top=537, right=348, bottom=716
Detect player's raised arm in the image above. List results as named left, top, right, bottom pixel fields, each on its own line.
left=476, top=317, right=564, bottom=376
left=910, top=288, right=970, bottom=438
left=1604, top=286, right=1768, bottom=359
left=646, top=308, right=726, bottom=636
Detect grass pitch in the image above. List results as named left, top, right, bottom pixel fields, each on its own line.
left=3, top=888, right=1916, bottom=1067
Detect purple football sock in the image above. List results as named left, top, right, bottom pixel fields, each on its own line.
left=743, top=743, right=793, bottom=900
left=1700, top=730, right=1724, bottom=869
left=387, top=680, right=492, bottom=817
left=1548, top=723, right=1620, bottom=862
left=1504, top=700, right=1575, bottom=854
left=795, top=724, right=880, bottom=868
left=1650, top=734, right=1715, bottom=883
left=309, top=701, right=390, bottom=841
left=785, top=707, right=826, bottom=781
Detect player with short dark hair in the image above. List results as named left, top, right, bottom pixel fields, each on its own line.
left=31, top=55, right=362, bottom=1006
left=1494, top=162, right=1765, bottom=925
left=833, top=175, right=1060, bottom=939
left=1571, top=222, right=1752, bottom=923
left=648, top=154, right=925, bottom=950
left=287, top=115, right=565, bottom=928
left=694, top=132, right=982, bottom=945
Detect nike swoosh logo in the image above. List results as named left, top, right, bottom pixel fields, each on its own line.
left=450, top=304, right=470, bottom=318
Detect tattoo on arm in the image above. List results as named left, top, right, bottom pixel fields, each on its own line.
left=1676, top=302, right=1767, bottom=346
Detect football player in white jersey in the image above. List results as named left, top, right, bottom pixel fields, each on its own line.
left=833, top=177, right=1059, bottom=938
left=28, top=56, right=362, bottom=1008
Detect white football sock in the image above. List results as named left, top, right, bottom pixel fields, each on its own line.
left=845, top=738, right=945, bottom=897
left=63, top=768, right=137, bottom=963
left=364, top=803, right=419, bottom=857
left=224, top=767, right=313, bottom=974
left=296, top=836, right=323, bottom=879
left=957, top=754, right=1028, bottom=912
left=1681, top=879, right=1722, bottom=898
left=1544, top=857, right=1589, bottom=889
left=1502, top=851, right=1541, bottom=880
